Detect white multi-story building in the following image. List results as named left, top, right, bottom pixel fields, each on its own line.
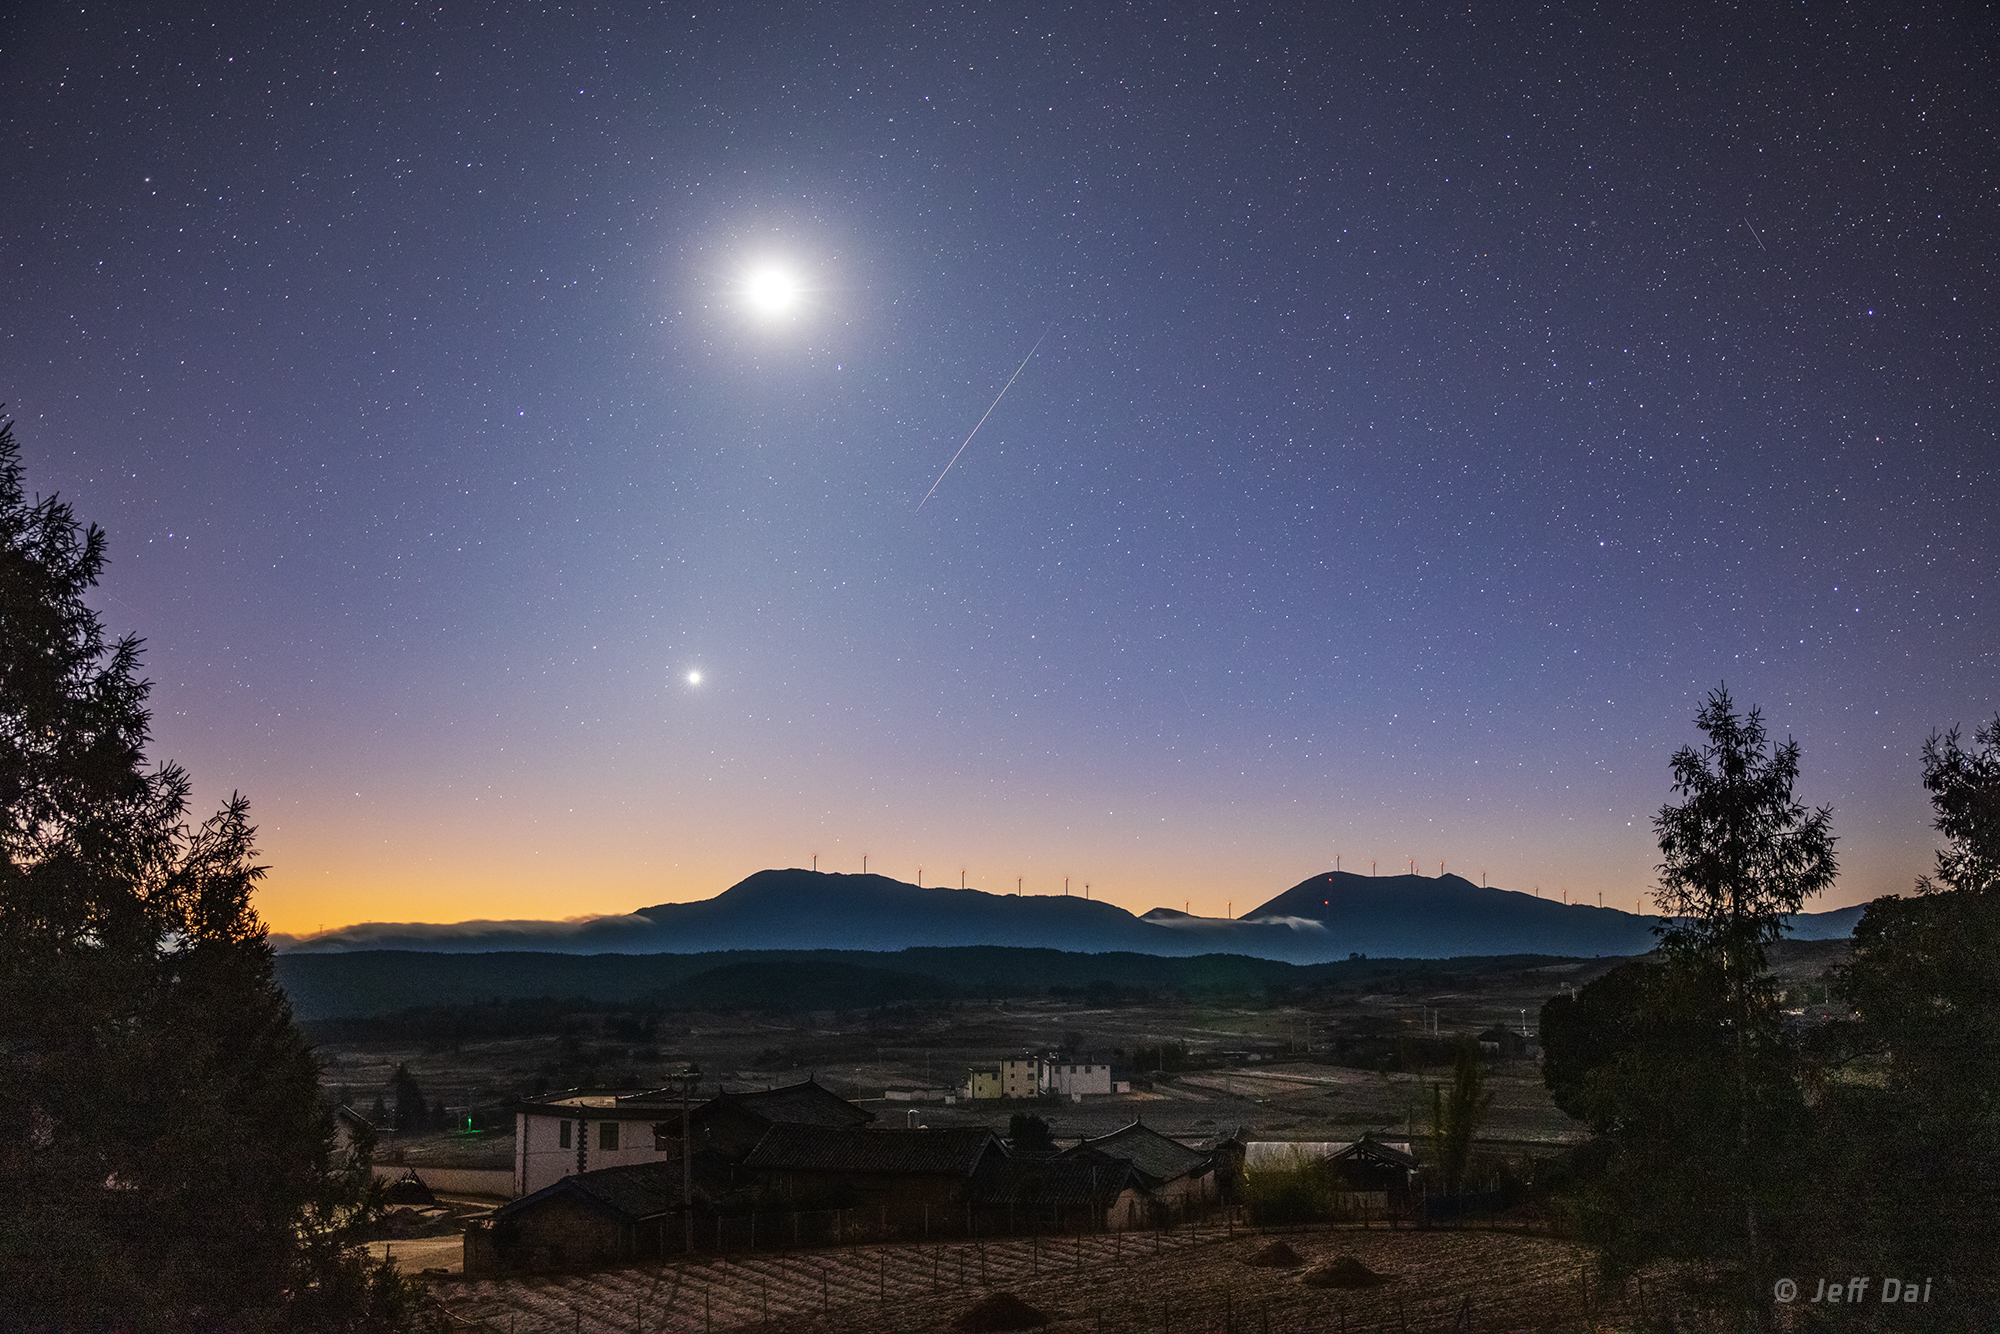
left=512, top=1090, right=683, bottom=1197
left=1039, top=1058, right=1113, bottom=1097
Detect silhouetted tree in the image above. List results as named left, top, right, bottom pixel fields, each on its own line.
left=1654, top=686, right=1833, bottom=1305
left=391, top=1062, right=429, bottom=1132
left=1824, top=716, right=2000, bottom=1318
left=1541, top=687, right=1833, bottom=1319
left=0, top=420, right=422, bottom=1328
left=1428, top=1040, right=1492, bottom=1196
left=1007, top=1112, right=1056, bottom=1153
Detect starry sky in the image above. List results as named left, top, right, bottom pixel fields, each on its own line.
left=4, top=2, right=1994, bottom=937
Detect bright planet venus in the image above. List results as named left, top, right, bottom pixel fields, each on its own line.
left=1, top=2, right=1992, bottom=937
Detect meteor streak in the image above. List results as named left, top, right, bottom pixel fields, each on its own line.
left=915, top=325, right=1053, bottom=512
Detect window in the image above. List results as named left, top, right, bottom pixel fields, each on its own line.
left=558, top=1120, right=572, bottom=1149
left=600, top=1121, right=620, bottom=1151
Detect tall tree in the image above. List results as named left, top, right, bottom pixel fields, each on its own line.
left=1652, top=686, right=1834, bottom=1317
left=1826, top=716, right=2000, bottom=1316
left=1653, top=685, right=1839, bottom=975
left=392, top=1062, right=430, bottom=1133
left=1427, top=1039, right=1492, bottom=1196
left=1540, top=686, right=1833, bottom=1315
left=0, top=421, right=419, bottom=1328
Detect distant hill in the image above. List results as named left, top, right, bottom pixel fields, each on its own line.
left=1244, top=871, right=1867, bottom=958
left=276, top=867, right=1867, bottom=964
left=651, top=959, right=963, bottom=1011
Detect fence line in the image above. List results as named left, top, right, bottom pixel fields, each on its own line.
left=469, top=1198, right=1251, bottom=1276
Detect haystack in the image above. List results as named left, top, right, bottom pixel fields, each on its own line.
left=1245, top=1240, right=1306, bottom=1268
left=952, top=1291, right=1052, bottom=1331
left=1300, top=1254, right=1392, bottom=1288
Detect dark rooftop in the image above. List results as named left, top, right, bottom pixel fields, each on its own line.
left=973, top=1156, right=1137, bottom=1209
left=1062, top=1122, right=1211, bottom=1187
left=1331, top=1137, right=1419, bottom=1171
left=711, top=1078, right=877, bottom=1128
left=742, top=1125, right=1003, bottom=1177
left=493, top=1162, right=686, bottom=1223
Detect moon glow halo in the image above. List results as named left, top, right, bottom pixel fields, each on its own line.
left=743, top=266, right=802, bottom=318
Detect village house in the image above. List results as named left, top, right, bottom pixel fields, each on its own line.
left=972, top=1154, right=1142, bottom=1231
left=1039, top=1056, right=1123, bottom=1098
left=684, top=1079, right=878, bottom=1162
left=512, top=1088, right=685, bottom=1197
left=740, top=1125, right=1007, bottom=1210
left=514, top=1078, right=871, bottom=1197
left=1327, top=1136, right=1419, bottom=1206
left=1061, top=1121, right=1216, bottom=1215
left=1239, top=1136, right=1418, bottom=1213
left=962, top=1065, right=1003, bottom=1100
left=466, top=1161, right=700, bottom=1274
left=961, top=1053, right=1130, bottom=1101
left=999, top=1057, right=1040, bottom=1099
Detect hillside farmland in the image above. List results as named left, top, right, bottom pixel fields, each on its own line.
left=432, top=1226, right=1662, bottom=1332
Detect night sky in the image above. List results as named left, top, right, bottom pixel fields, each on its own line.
left=5, top=2, right=1994, bottom=937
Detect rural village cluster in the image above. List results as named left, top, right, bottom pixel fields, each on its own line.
left=352, top=1051, right=1419, bottom=1277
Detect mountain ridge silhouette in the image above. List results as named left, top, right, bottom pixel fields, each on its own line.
left=276, top=867, right=1864, bottom=961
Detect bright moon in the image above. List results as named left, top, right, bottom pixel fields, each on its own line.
left=686, top=670, right=702, bottom=685
left=743, top=266, right=800, bottom=317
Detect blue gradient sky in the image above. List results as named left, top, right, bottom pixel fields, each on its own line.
left=4, top=2, right=1993, bottom=934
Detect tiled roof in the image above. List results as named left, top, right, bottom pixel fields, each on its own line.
left=494, top=1163, right=679, bottom=1223
left=742, top=1125, right=1002, bottom=1177
left=1331, top=1138, right=1417, bottom=1171
left=514, top=1086, right=692, bottom=1119
left=973, top=1156, right=1136, bottom=1209
left=493, top=1152, right=733, bottom=1224
left=1062, top=1122, right=1210, bottom=1187
left=715, top=1079, right=876, bottom=1128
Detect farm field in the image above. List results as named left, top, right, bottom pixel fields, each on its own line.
left=430, top=1226, right=1662, bottom=1333
left=322, top=943, right=1753, bottom=1169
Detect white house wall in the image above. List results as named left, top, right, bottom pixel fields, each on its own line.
left=515, top=1111, right=676, bottom=1196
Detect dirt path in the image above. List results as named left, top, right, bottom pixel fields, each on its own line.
left=372, top=1235, right=465, bottom=1274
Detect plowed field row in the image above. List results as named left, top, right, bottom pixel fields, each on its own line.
left=433, top=1227, right=1674, bottom=1333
